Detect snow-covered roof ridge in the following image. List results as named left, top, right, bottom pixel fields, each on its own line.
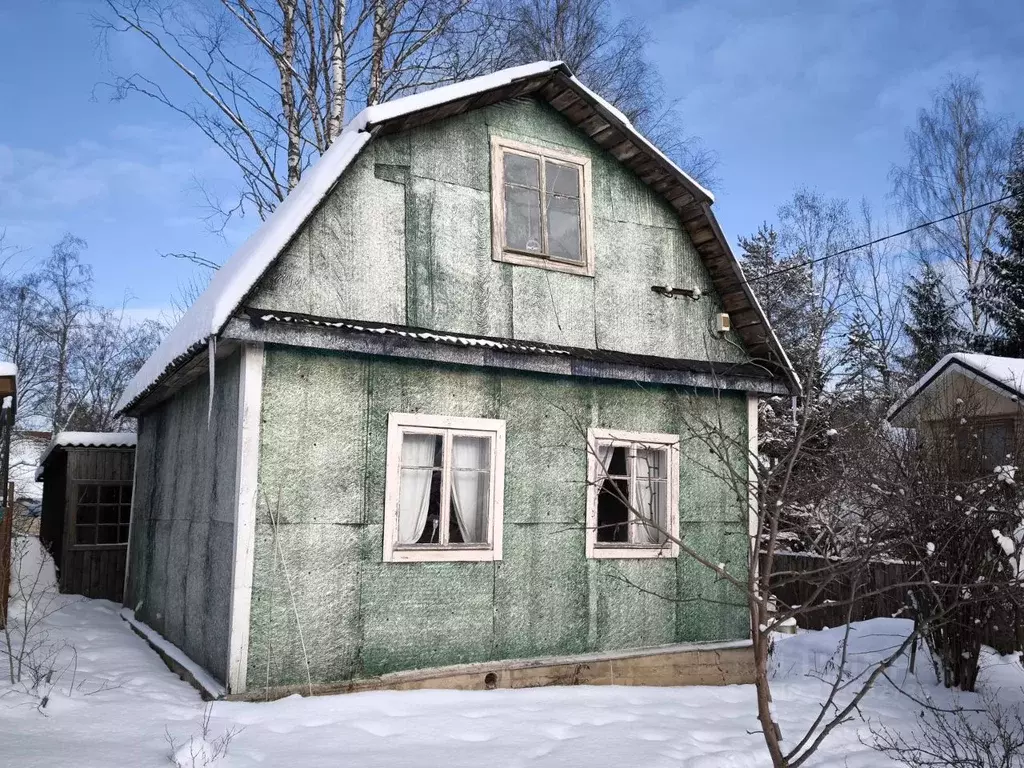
left=887, top=352, right=1024, bottom=421
left=117, top=60, right=719, bottom=413
left=38, top=431, right=138, bottom=471
left=0, top=362, right=17, bottom=378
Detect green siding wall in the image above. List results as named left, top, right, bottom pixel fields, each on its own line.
left=250, top=98, right=750, bottom=365
left=247, top=346, right=750, bottom=688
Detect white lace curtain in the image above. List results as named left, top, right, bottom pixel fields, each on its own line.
left=450, top=436, right=490, bottom=543
left=398, top=434, right=436, bottom=544
left=634, top=448, right=664, bottom=545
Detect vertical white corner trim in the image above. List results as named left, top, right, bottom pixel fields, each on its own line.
left=746, top=392, right=759, bottom=545
left=226, top=342, right=264, bottom=694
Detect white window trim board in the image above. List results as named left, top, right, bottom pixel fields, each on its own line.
left=586, top=427, right=680, bottom=559
left=383, top=412, right=506, bottom=563
left=490, top=135, right=595, bottom=277
left=226, top=341, right=265, bottom=694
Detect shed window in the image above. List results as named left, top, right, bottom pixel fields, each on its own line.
left=956, top=419, right=1016, bottom=474
left=491, top=137, right=594, bottom=276
left=74, top=483, right=132, bottom=546
left=384, top=413, right=506, bottom=562
left=586, top=429, right=679, bottom=559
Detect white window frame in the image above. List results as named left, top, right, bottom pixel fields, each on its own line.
left=383, top=413, right=506, bottom=563
left=586, top=428, right=680, bottom=559
left=490, top=136, right=595, bottom=277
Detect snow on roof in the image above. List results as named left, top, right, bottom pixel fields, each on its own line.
left=117, top=61, right=717, bottom=413
left=887, top=353, right=1024, bottom=422
left=0, top=362, right=16, bottom=378
left=38, top=432, right=137, bottom=471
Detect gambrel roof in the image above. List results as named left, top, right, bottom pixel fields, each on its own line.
left=119, top=61, right=797, bottom=412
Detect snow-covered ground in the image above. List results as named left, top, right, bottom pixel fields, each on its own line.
left=1, top=537, right=1022, bottom=767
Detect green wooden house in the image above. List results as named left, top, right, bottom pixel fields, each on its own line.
left=117, top=61, right=797, bottom=698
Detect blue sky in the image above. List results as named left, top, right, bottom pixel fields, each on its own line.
left=2, top=0, right=1023, bottom=315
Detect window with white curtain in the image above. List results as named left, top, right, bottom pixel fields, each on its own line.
left=490, top=136, right=594, bottom=277
left=383, top=413, right=506, bottom=562
left=586, top=428, right=680, bottom=559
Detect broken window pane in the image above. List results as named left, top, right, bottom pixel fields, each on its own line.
left=596, top=445, right=629, bottom=543
left=505, top=185, right=543, bottom=252
left=545, top=161, right=579, bottom=198
left=546, top=194, right=582, bottom=262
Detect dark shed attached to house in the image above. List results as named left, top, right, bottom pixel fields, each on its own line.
left=38, top=433, right=137, bottom=603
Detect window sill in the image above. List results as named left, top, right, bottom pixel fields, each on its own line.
left=386, top=546, right=501, bottom=563
left=493, top=249, right=594, bottom=277
left=589, top=545, right=678, bottom=560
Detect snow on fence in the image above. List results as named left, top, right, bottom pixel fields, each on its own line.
left=763, top=551, right=1018, bottom=653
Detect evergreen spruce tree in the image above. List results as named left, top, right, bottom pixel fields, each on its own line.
left=738, top=224, right=819, bottom=385
left=978, top=129, right=1024, bottom=356
left=902, top=262, right=961, bottom=379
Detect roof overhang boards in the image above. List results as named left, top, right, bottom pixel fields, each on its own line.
left=367, top=67, right=797, bottom=392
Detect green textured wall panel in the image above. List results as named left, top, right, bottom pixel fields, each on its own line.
left=247, top=522, right=362, bottom=687
left=258, top=350, right=369, bottom=525
left=499, top=375, right=587, bottom=525
left=245, top=96, right=753, bottom=365
left=493, top=523, right=589, bottom=660
left=510, top=267, right=597, bottom=349
left=246, top=347, right=752, bottom=688
left=591, top=559, right=678, bottom=651
left=359, top=558, right=496, bottom=676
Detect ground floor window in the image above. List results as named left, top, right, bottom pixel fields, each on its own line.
left=74, top=482, right=132, bottom=546
left=586, top=429, right=679, bottom=559
left=384, top=413, right=506, bottom=562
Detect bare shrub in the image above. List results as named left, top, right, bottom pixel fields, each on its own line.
left=872, top=690, right=1024, bottom=768
left=165, top=703, right=243, bottom=767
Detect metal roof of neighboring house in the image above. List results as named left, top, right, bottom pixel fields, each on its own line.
left=118, top=61, right=797, bottom=414
left=887, top=353, right=1024, bottom=424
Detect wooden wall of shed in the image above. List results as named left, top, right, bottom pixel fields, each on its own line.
left=57, top=447, right=135, bottom=602
left=39, top=451, right=68, bottom=571
left=250, top=97, right=751, bottom=365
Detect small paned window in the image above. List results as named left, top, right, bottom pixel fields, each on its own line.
left=491, top=137, right=594, bottom=276
left=384, top=413, right=506, bottom=562
left=74, top=483, right=132, bottom=546
left=586, top=429, right=679, bottom=559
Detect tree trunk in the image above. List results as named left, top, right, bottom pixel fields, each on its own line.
left=327, top=0, right=348, bottom=140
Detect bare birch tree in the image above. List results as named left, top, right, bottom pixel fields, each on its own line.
left=891, top=75, right=1013, bottom=338
left=493, top=0, right=717, bottom=183
left=97, top=0, right=714, bottom=230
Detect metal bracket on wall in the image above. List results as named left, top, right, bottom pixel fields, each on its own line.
left=651, top=285, right=702, bottom=300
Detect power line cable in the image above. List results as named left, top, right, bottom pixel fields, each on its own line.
left=748, top=194, right=1013, bottom=282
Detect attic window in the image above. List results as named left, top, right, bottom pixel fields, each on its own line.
left=383, top=413, right=506, bottom=562
left=586, top=429, right=680, bottom=559
left=491, top=137, right=594, bottom=277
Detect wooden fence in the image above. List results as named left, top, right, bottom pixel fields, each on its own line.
left=762, top=551, right=1017, bottom=653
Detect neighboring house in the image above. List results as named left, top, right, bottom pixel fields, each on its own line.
left=117, top=61, right=797, bottom=697
left=37, top=432, right=137, bottom=602
left=888, top=353, right=1024, bottom=473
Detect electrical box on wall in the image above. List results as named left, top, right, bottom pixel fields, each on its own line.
left=716, top=313, right=731, bottom=333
